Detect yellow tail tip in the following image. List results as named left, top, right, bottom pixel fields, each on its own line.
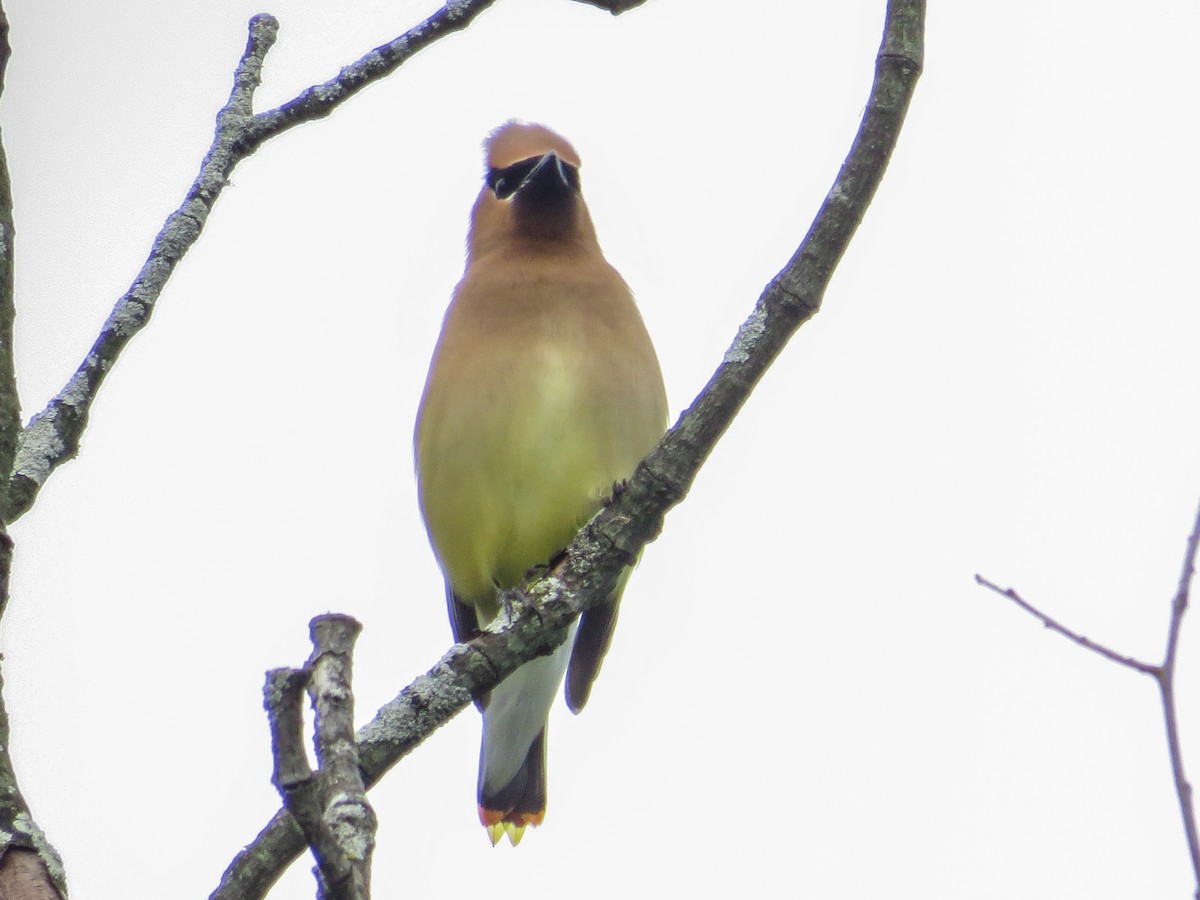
left=480, top=808, right=544, bottom=846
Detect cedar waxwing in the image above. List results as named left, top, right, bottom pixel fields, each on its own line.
left=415, top=122, right=667, bottom=846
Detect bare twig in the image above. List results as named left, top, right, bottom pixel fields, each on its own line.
left=977, top=493, right=1200, bottom=897
left=973, top=575, right=1158, bottom=675
left=265, top=616, right=374, bottom=900
left=211, top=2, right=926, bottom=895
left=1161, top=500, right=1200, bottom=895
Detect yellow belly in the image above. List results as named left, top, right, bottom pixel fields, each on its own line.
left=417, top=340, right=643, bottom=622
left=415, top=257, right=667, bottom=625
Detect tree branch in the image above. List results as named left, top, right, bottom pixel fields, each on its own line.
left=264, top=669, right=325, bottom=878
left=306, top=616, right=375, bottom=900
left=0, top=5, right=68, bottom=893
left=0, top=1, right=661, bottom=895
left=977, top=494, right=1200, bottom=896
left=973, top=575, right=1159, bottom=675
left=210, top=2, right=926, bottom=895
left=1161, top=499, right=1200, bottom=895
left=1, top=0, right=513, bottom=523
left=2, top=0, right=667, bottom=524
left=0, top=13, right=278, bottom=523
left=265, top=617, right=375, bottom=900
left=0, top=851, right=61, bottom=900
left=0, top=5, right=20, bottom=501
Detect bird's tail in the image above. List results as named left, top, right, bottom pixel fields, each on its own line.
left=476, top=622, right=574, bottom=845
left=479, top=728, right=547, bottom=846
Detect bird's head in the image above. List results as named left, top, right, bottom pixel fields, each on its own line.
left=467, top=122, right=599, bottom=258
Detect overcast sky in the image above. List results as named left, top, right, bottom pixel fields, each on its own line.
left=2, top=1, right=1199, bottom=897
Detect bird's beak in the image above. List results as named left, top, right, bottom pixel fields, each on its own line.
left=515, top=151, right=578, bottom=204
left=521, top=151, right=569, bottom=191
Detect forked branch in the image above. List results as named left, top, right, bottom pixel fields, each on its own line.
left=1, top=0, right=508, bottom=524
left=977, top=495, right=1200, bottom=897
left=265, top=616, right=374, bottom=900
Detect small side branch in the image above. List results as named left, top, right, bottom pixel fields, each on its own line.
left=265, top=615, right=374, bottom=900
left=977, top=493, right=1200, bottom=897
left=973, top=575, right=1158, bottom=675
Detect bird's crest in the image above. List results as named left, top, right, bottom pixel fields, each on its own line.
left=486, top=121, right=582, bottom=171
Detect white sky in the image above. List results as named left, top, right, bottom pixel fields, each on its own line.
left=2, top=0, right=1199, bottom=897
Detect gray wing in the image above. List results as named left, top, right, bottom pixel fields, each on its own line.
left=446, top=585, right=488, bottom=711
left=564, top=593, right=620, bottom=714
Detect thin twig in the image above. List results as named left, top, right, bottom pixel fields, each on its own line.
left=1160, top=498, right=1200, bottom=895
left=973, top=574, right=1159, bottom=675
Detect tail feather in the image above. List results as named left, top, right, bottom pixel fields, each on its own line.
left=479, top=729, right=547, bottom=846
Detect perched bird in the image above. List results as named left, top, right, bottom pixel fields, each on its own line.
left=415, top=122, right=667, bottom=846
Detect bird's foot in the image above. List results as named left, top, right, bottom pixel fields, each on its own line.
left=603, top=478, right=630, bottom=505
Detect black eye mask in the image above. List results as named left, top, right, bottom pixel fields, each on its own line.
left=486, top=154, right=579, bottom=200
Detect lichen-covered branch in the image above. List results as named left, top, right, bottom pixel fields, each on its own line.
left=1, top=14, right=278, bottom=522
left=306, top=616, right=375, bottom=900
left=265, top=621, right=377, bottom=900
left=210, top=2, right=926, bottom=895
left=264, top=617, right=380, bottom=900
left=213, top=608, right=572, bottom=900
left=0, top=0, right=663, bottom=896
left=2, top=0, right=511, bottom=523
left=0, top=8, right=22, bottom=527
left=0, top=6, right=68, bottom=892
left=264, top=667, right=322, bottom=871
